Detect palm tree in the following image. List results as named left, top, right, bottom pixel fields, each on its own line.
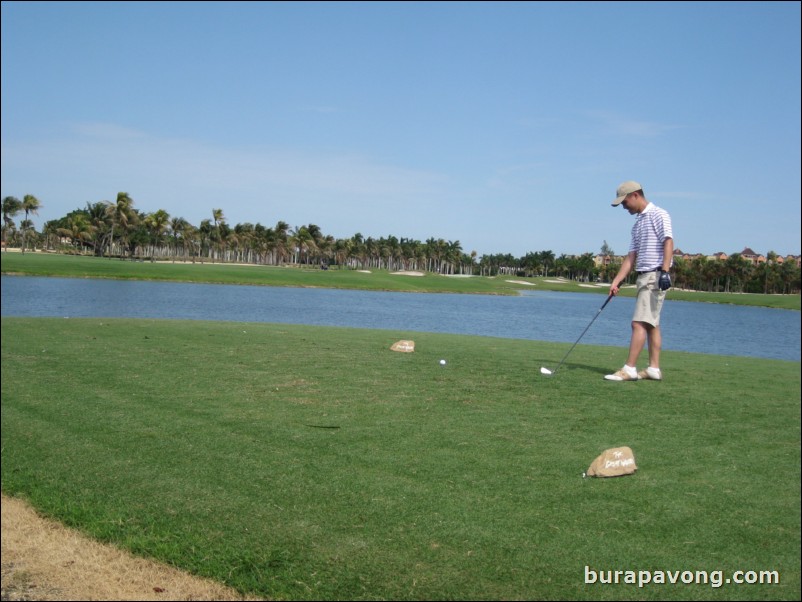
left=365, top=237, right=380, bottom=269
left=42, top=220, right=61, bottom=251
left=763, top=251, right=779, bottom=294
left=445, top=240, right=463, bottom=274
left=56, top=214, right=96, bottom=252
left=108, top=192, right=135, bottom=258
left=724, top=254, right=751, bottom=293
left=577, top=253, right=596, bottom=281
left=333, top=237, right=351, bottom=268
left=382, top=235, right=399, bottom=271
left=86, top=201, right=113, bottom=256
left=251, top=223, right=270, bottom=264
left=182, top=222, right=200, bottom=263
left=318, top=234, right=335, bottom=267
left=690, top=256, right=709, bottom=291
left=291, top=226, right=315, bottom=265
left=521, top=252, right=540, bottom=277
left=19, top=219, right=38, bottom=251
left=143, top=209, right=170, bottom=259
left=198, top=219, right=213, bottom=261
left=219, top=222, right=234, bottom=262
left=20, top=194, right=42, bottom=254
left=168, top=216, right=189, bottom=261
left=2, top=196, right=22, bottom=252
left=234, top=222, right=255, bottom=263
left=273, top=221, right=290, bottom=265
left=779, top=260, right=801, bottom=294
left=536, top=250, right=553, bottom=277
left=350, top=232, right=366, bottom=269
left=705, top=258, right=726, bottom=292
left=426, top=238, right=448, bottom=273
left=211, top=208, right=225, bottom=261
left=212, top=208, right=225, bottom=229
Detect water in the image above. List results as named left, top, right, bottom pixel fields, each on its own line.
left=1, top=275, right=799, bottom=361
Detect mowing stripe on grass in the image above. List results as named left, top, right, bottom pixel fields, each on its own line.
left=2, top=317, right=800, bottom=600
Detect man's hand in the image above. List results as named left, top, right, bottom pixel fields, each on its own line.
left=658, top=271, right=672, bottom=291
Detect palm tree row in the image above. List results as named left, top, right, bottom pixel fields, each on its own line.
left=3, top=192, right=800, bottom=294
left=4, top=193, right=475, bottom=274
left=2, top=194, right=42, bottom=254
left=669, top=251, right=800, bottom=295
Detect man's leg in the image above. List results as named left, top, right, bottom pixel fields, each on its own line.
left=626, top=321, right=649, bottom=368
left=647, top=325, right=662, bottom=369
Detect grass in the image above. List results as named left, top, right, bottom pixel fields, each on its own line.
left=2, top=317, right=800, bottom=600
left=2, top=251, right=800, bottom=310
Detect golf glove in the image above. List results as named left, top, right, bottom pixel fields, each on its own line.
left=658, top=270, right=672, bottom=291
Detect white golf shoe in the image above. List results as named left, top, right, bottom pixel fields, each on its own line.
left=604, top=366, right=639, bottom=381
left=637, top=367, right=662, bottom=380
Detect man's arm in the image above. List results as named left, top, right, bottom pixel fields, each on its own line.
left=662, top=237, right=674, bottom=272
left=609, top=251, right=636, bottom=296
left=658, top=237, right=675, bottom=291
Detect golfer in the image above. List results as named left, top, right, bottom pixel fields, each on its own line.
left=605, top=181, right=674, bottom=382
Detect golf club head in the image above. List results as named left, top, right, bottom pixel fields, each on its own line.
left=538, top=294, right=614, bottom=379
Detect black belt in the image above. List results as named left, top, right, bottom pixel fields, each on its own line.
left=637, top=268, right=661, bottom=275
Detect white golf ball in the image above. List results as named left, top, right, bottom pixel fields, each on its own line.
left=439, top=359, right=447, bottom=366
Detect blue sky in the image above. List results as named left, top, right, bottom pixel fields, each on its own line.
left=2, top=1, right=800, bottom=259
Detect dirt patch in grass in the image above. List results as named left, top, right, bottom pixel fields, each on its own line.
left=1, top=493, right=263, bottom=601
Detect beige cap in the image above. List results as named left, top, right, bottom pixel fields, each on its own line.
left=612, top=180, right=642, bottom=206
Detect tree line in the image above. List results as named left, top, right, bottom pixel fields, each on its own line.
left=2, top=192, right=800, bottom=294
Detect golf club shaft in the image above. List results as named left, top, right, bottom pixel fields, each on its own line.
left=551, top=294, right=613, bottom=374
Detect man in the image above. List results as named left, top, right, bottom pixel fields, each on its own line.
left=605, top=181, right=674, bottom=382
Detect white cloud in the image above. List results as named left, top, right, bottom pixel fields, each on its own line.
left=584, top=110, right=683, bottom=138
left=2, top=122, right=453, bottom=230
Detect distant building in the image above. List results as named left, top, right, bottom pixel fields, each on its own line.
left=739, top=247, right=765, bottom=265
left=593, top=248, right=800, bottom=268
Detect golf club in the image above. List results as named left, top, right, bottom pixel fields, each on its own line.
left=540, top=293, right=614, bottom=376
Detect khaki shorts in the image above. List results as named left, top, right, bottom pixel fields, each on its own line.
left=633, top=272, right=667, bottom=327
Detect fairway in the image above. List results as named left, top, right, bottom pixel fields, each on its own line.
left=2, top=317, right=799, bottom=600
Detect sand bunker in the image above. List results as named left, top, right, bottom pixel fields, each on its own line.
left=1, top=493, right=257, bottom=601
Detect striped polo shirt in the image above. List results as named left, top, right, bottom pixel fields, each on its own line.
left=629, top=202, right=673, bottom=272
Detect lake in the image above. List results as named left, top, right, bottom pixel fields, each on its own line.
left=1, top=275, right=799, bottom=361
